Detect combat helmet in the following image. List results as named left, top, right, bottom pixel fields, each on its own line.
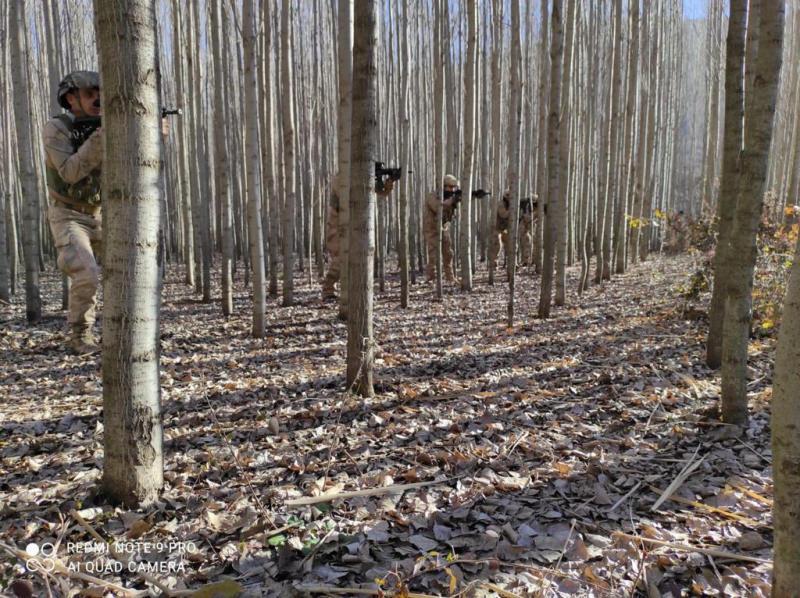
left=57, top=71, right=100, bottom=110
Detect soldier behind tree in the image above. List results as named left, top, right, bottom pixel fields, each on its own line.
left=423, top=174, right=460, bottom=283
left=43, top=71, right=103, bottom=355
left=488, top=190, right=536, bottom=272
left=321, top=172, right=395, bottom=300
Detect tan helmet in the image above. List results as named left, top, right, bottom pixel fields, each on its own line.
left=443, top=174, right=459, bottom=188
left=57, top=71, right=100, bottom=109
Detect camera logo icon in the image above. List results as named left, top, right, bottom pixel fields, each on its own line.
left=25, top=543, right=56, bottom=573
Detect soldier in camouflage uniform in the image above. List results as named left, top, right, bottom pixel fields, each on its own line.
left=43, top=71, right=103, bottom=355
left=423, top=174, right=460, bottom=283
left=488, top=191, right=537, bottom=272
left=321, top=172, right=395, bottom=300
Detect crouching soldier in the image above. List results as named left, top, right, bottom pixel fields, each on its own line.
left=44, top=71, right=104, bottom=355
left=321, top=172, right=395, bottom=300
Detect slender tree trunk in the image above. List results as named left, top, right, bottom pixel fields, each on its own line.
left=459, top=0, right=478, bottom=290
left=211, top=0, right=233, bottom=316
left=555, top=0, right=576, bottom=305
left=772, top=231, right=800, bottom=595
left=720, top=0, right=783, bottom=426
left=337, top=0, right=353, bottom=318
left=707, top=0, right=748, bottom=368
left=398, top=0, right=410, bottom=307
left=9, top=0, right=41, bottom=324
left=506, top=0, right=523, bottom=325
left=538, top=0, right=563, bottom=319
left=243, top=0, right=267, bottom=334
left=488, top=0, right=505, bottom=285
left=346, top=0, right=379, bottom=397
left=96, top=0, right=163, bottom=507
left=281, top=0, right=297, bottom=306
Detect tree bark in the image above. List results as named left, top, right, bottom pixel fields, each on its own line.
left=707, top=0, right=748, bottom=368
left=720, top=0, right=784, bottom=426
left=538, top=0, right=563, bottom=319
left=459, top=0, right=477, bottom=290
left=772, top=232, right=800, bottom=595
left=281, top=0, right=297, bottom=307
left=9, top=0, right=41, bottom=324
left=346, top=0, right=379, bottom=397
left=95, top=0, right=163, bottom=507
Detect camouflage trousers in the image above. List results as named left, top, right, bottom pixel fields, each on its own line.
left=489, top=223, right=533, bottom=271
left=424, top=225, right=454, bottom=281
left=48, top=203, right=101, bottom=329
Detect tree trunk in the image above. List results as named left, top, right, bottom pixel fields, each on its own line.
left=538, top=0, right=563, bottom=319
left=506, top=0, right=523, bottom=326
left=706, top=0, right=748, bottom=368
left=242, top=0, right=267, bottom=334
left=346, top=0, right=379, bottom=397
left=281, top=0, right=297, bottom=307
left=211, top=0, right=233, bottom=316
left=720, top=0, right=784, bottom=426
left=96, top=0, right=163, bottom=507
left=336, top=0, right=353, bottom=318
left=9, top=0, right=41, bottom=324
left=772, top=232, right=800, bottom=595
left=459, top=0, right=477, bottom=290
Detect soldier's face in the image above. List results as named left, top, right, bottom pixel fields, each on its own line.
left=444, top=184, right=457, bottom=194
left=67, top=87, right=101, bottom=117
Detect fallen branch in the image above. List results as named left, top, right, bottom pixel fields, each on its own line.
left=613, top=532, right=771, bottom=565
left=284, top=479, right=444, bottom=506
left=295, top=586, right=438, bottom=597
left=651, top=448, right=704, bottom=511
left=648, top=486, right=761, bottom=527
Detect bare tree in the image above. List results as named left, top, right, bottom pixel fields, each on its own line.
left=772, top=226, right=800, bottom=594
left=459, top=0, right=477, bottom=290
left=243, top=0, right=267, bottom=335
left=346, top=0, right=379, bottom=396
left=720, top=0, right=784, bottom=425
left=95, top=0, right=163, bottom=507
left=706, top=0, right=748, bottom=369
left=9, top=0, right=42, bottom=324
left=538, top=0, right=564, bottom=319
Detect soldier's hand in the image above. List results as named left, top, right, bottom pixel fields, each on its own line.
left=161, top=118, right=171, bottom=139
left=383, top=178, right=395, bottom=194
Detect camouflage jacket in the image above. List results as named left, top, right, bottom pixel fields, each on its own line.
left=42, top=114, right=103, bottom=206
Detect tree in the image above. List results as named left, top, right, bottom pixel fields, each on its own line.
left=211, top=0, right=233, bottom=316
left=459, top=0, right=477, bottom=290
left=772, top=228, right=800, bottom=595
left=243, top=0, right=267, bottom=335
left=9, top=0, right=42, bottom=324
left=706, top=0, right=748, bottom=368
left=538, top=0, right=563, bottom=319
left=346, top=0, right=379, bottom=397
left=336, top=0, right=353, bottom=318
left=720, top=0, right=784, bottom=425
left=95, top=0, right=164, bottom=507
left=505, top=0, right=523, bottom=325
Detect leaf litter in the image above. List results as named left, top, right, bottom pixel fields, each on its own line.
left=0, top=254, right=774, bottom=597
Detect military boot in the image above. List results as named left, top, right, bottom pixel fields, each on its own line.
left=68, top=325, right=99, bottom=355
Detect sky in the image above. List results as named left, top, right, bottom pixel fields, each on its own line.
left=683, top=0, right=710, bottom=19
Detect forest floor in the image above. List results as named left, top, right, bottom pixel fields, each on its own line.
left=0, top=253, right=776, bottom=597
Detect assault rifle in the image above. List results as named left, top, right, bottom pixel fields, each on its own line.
left=444, top=188, right=491, bottom=204
left=70, top=107, right=183, bottom=150
left=374, top=161, right=409, bottom=193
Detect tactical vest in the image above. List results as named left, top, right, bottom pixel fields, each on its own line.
left=45, top=115, right=101, bottom=206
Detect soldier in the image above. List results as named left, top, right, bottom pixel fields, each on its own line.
left=423, top=174, right=460, bottom=282
left=321, top=172, right=395, bottom=300
left=43, top=71, right=104, bottom=355
left=488, top=191, right=537, bottom=272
